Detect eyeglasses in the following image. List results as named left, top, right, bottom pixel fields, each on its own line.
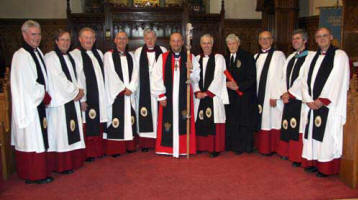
left=315, top=34, right=330, bottom=39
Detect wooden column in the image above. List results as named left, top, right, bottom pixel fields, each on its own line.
left=273, top=0, right=298, bottom=54
left=340, top=0, right=358, bottom=188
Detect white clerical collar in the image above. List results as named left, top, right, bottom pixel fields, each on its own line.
left=261, top=48, right=271, bottom=53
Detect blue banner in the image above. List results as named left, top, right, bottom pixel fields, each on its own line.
left=319, top=7, right=342, bottom=46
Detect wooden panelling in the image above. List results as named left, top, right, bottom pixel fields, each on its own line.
left=224, top=19, right=261, bottom=55
left=0, top=19, right=67, bottom=67
left=298, top=16, right=319, bottom=51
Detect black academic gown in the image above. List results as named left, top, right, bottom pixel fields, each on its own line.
left=225, top=48, right=258, bottom=153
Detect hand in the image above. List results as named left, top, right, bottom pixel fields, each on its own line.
left=306, top=102, right=318, bottom=110
left=74, top=89, right=84, bottom=101
left=124, top=88, right=132, bottom=96
left=159, top=100, right=167, bottom=107
left=81, top=102, right=88, bottom=111
left=196, top=92, right=207, bottom=99
left=269, top=99, right=277, bottom=107
left=281, top=92, right=290, bottom=104
left=226, top=81, right=239, bottom=91
left=313, top=99, right=323, bottom=109
left=186, top=62, right=193, bottom=73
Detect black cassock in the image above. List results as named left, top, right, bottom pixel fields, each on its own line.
left=225, top=48, right=258, bottom=153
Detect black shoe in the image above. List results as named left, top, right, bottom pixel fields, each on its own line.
left=196, top=151, right=203, bottom=154
left=111, top=154, right=121, bottom=158
left=235, top=151, right=243, bottom=155
left=141, top=148, right=149, bottom=152
left=35, top=177, right=54, bottom=184
left=281, top=156, right=288, bottom=160
left=304, top=166, right=318, bottom=173
left=316, top=172, right=328, bottom=178
left=85, top=157, right=95, bottom=162
left=61, top=170, right=74, bottom=175
left=210, top=152, right=220, bottom=158
left=292, top=162, right=301, bottom=167
left=25, top=180, right=35, bottom=184
left=127, top=150, right=136, bottom=153
left=263, top=152, right=274, bottom=156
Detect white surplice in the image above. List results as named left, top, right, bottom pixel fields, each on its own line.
left=10, top=48, right=48, bottom=153
left=70, top=49, right=107, bottom=124
left=254, top=50, right=286, bottom=130
left=134, top=46, right=167, bottom=138
left=193, top=54, right=229, bottom=123
left=44, top=51, right=85, bottom=152
left=301, top=49, right=350, bottom=162
left=103, top=51, right=139, bottom=141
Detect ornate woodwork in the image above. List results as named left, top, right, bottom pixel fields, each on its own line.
left=298, top=16, right=319, bottom=51
left=340, top=0, right=358, bottom=188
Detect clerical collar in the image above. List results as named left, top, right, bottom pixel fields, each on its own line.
left=321, top=51, right=327, bottom=55
left=147, top=47, right=155, bottom=52
left=55, top=46, right=68, bottom=55
left=261, top=48, right=271, bottom=53
left=23, top=42, right=38, bottom=53
left=174, top=53, right=180, bottom=58
left=295, top=49, right=308, bottom=58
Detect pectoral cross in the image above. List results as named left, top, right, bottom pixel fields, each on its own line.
left=174, top=61, right=179, bottom=71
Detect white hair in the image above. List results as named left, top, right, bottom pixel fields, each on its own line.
left=21, top=20, right=41, bottom=33
left=143, top=28, right=157, bottom=37
left=200, top=34, right=214, bottom=44
left=226, top=33, right=240, bottom=43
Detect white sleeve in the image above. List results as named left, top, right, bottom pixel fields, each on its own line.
left=151, top=54, right=166, bottom=101
left=190, top=54, right=200, bottom=92
left=127, top=52, right=139, bottom=93
left=11, top=50, right=45, bottom=128
left=104, top=52, right=126, bottom=105
left=270, top=51, right=286, bottom=100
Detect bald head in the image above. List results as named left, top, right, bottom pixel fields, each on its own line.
left=169, top=32, right=184, bottom=53
left=258, top=31, right=273, bottom=50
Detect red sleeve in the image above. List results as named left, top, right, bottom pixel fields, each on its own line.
left=194, top=91, right=200, bottom=98
left=43, top=92, right=52, bottom=106
left=117, top=90, right=125, bottom=97
left=159, top=93, right=166, bottom=98
left=288, top=92, right=296, bottom=100
left=318, top=98, right=331, bottom=106
left=206, top=91, right=216, bottom=98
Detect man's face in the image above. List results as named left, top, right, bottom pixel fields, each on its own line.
left=56, top=32, right=71, bottom=53
left=258, top=31, right=273, bottom=50
left=79, top=30, right=95, bottom=50
left=114, top=32, right=128, bottom=52
left=200, top=37, right=213, bottom=55
left=144, top=32, right=157, bottom=49
left=22, top=27, right=41, bottom=49
left=292, top=33, right=306, bottom=51
left=226, top=40, right=239, bottom=54
left=169, top=33, right=184, bottom=53
left=315, top=28, right=332, bottom=50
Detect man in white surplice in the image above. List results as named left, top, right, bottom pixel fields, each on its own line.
left=45, top=30, right=86, bottom=174
left=70, top=27, right=107, bottom=161
left=134, top=28, right=167, bottom=152
left=300, top=27, right=349, bottom=177
left=11, top=20, right=53, bottom=184
left=152, top=32, right=200, bottom=158
left=103, top=31, right=139, bottom=157
left=254, top=31, right=286, bottom=156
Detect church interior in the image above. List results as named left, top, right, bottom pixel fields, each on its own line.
left=1, top=0, right=358, bottom=199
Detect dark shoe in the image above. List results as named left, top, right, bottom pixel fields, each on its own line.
left=292, top=162, right=301, bottom=167
left=25, top=180, right=35, bottom=184
left=61, top=170, right=74, bottom=175
left=196, top=151, right=203, bottom=154
left=304, top=166, right=318, bottom=173
left=85, top=157, right=95, bottom=162
left=111, top=154, right=121, bottom=158
left=281, top=156, right=288, bottom=160
left=210, top=152, right=220, bottom=158
left=235, top=151, right=243, bottom=155
left=141, top=148, right=149, bottom=152
left=316, top=172, right=328, bottom=178
left=263, top=152, right=274, bottom=156
left=127, top=150, right=136, bottom=153
left=42, top=176, right=54, bottom=183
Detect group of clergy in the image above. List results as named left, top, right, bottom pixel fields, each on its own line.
left=10, top=19, right=349, bottom=184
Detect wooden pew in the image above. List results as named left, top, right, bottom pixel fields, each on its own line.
left=340, top=68, right=358, bottom=188
left=0, top=67, right=15, bottom=180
